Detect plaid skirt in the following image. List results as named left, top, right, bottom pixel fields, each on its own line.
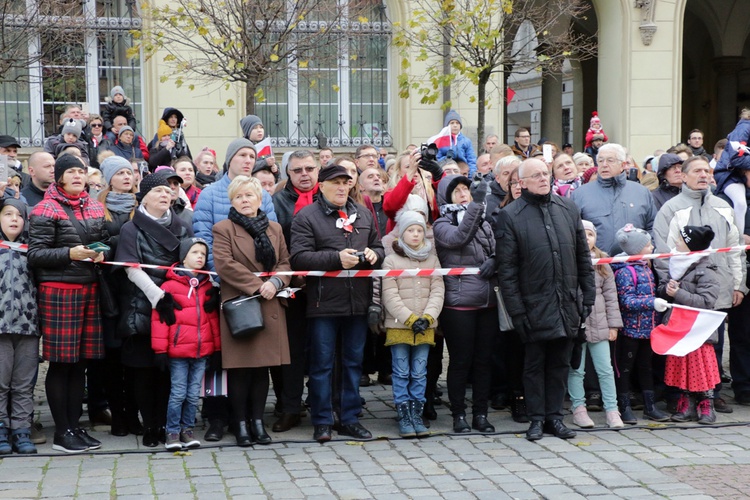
left=38, top=283, right=104, bottom=363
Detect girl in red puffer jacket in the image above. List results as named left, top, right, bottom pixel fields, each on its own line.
left=151, top=237, right=221, bottom=450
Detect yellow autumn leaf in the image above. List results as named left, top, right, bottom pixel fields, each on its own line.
left=226, top=99, right=235, bottom=107
left=270, top=54, right=279, bottom=62
left=350, top=54, right=358, bottom=61
left=332, top=84, right=340, bottom=92
left=299, top=60, right=309, bottom=68
left=358, top=16, right=368, bottom=23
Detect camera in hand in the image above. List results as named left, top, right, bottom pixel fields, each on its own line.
left=419, top=143, right=438, bottom=163
left=354, top=251, right=366, bottom=264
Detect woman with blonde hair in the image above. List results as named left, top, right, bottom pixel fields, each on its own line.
left=383, top=150, right=439, bottom=233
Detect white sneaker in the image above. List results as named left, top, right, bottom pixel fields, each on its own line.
left=606, top=410, right=625, bottom=428
left=572, top=406, right=595, bottom=428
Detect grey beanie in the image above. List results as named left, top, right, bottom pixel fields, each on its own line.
left=397, top=210, right=427, bottom=239
left=179, top=237, right=209, bottom=266
left=240, top=114, right=263, bottom=139
left=443, top=109, right=462, bottom=128
left=100, top=155, right=134, bottom=186
left=223, top=138, right=256, bottom=172
left=615, top=224, right=652, bottom=256
left=61, top=118, right=83, bottom=139
left=110, top=86, right=125, bottom=99
left=118, top=125, right=134, bottom=137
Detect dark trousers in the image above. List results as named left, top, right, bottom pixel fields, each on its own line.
left=130, top=366, right=170, bottom=430
left=441, top=308, right=497, bottom=416
left=615, top=336, right=653, bottom=394
left=505, top=330, right=525, bottom=396
left=729, top=297, right=750, bottom=396
left=270, top=299, right=308, bottom=414
left=523, top=337, right=573, bottom=422
left=228, top=367, right=269, bottom=422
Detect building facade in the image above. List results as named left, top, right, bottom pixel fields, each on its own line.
left=2, top=0, right=749, bottom=163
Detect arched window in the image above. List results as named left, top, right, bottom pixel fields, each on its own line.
left=0, top=0, right=143, bottom=145
left=256, top=0, right=392, bottom=148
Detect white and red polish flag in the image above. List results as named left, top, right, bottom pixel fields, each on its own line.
left=427, top=126, right=454, bottom=149
left=651, top=305, right=727, bottom=356
left=255, top=137, right=272, bottom=158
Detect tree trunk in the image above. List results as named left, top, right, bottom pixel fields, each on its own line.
left=476, top=70, right=491, bottom=155
left=245, top=82, right=256, bottom=115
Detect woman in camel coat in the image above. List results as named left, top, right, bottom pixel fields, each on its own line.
left=212, top=175, right=291, bottom=446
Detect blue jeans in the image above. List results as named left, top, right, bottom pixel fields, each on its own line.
left=308, top=316, right=367, bottom=426
left=391, top=343, right=430, bottom=405
left=166, top=357, right=207, bottom=434
left=568, top=341, right=617, bottom=412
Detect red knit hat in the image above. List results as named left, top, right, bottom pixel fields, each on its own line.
left=590, top=111, right=601, bottom=128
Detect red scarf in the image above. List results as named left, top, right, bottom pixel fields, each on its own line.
left=293, top=184, right=319, bottom=215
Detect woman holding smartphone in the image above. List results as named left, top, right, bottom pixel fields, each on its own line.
left=28, top=155, right=110, bottom=453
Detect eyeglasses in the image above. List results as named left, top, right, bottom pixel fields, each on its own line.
left=521, top=172, right=549, bottom=181
left=598, top=157, right=621, bottom=165
left=357, top=153, right=378, bottom=160
left=509, top=181, right=519, bottom=187
left=90, top=123, right=103, bottom=128
left=289, top=166, right=317, bottom=174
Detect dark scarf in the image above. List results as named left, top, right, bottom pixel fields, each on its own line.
left=195, top=171, right=216, bottom=187
left=228, top=207, right=277, bottom=272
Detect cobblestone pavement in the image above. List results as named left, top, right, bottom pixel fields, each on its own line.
left=1, top=362, right=749, bottom=498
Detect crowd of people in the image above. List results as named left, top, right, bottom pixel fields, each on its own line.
left=1, top=96, right=750, bottom=455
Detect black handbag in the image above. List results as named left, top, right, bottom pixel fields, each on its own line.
left=221, top=295, right=264, bottom=338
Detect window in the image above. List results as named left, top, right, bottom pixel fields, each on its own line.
left=0, top=0, right=142, bottom=146
left=256, top=0, right=392, bottom=148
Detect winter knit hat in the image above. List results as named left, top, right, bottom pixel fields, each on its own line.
left=179, top=237, right=209, bottom=265
left=136, top=171, right=171, bottom=202
left=118, top=126, right=134, bottom=137
left=61, top=118, right=82, bottom=139
left=444, top=175, right=471, bottom=203
left=401, top=194, right=429, bottom=217
left=397, top=210, right=426, bottom=239
left=100, top=155, right=134, bottom=186
left=157, top=119, right=173, bottom=139
left=589, top=111, right=601, bottom=128
left=223, top=138, right=256, bottom=172
left=54, top=154, right=84, bottom=182
left=582, top=219, right=596, bottom=237
left=110, top=86, right=125, bottom=100
left=240, top=114, right=263, bottom=139
left=680, top=225, right=714, bottom=252
left=616, top=224, right=652, bottom=256
left=443, top=109, right=462, bottom=128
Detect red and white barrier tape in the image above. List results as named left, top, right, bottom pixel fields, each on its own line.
left=3, top=240, right=749, bottom=278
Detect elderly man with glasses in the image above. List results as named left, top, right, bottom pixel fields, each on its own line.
left=571, top=143, right=657, bottom=254
left=494, top=157, right=595, bottom=441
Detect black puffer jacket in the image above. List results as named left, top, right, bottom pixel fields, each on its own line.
left=290, top=196, right=384, bottom=318
left=494, top=189, right=595, bottom=342
left=114, top=210, right=193, bottom=338
left=433, top=177, right=497, bottom=308
left=28, top=184, right=109, bottom=284
left=273, top=181, right=319, bottom=246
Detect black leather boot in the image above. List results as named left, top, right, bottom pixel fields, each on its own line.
left=234, top=421, right=251, bottom=447
left=249, top=419, right=271, bottom=445
left=642, top=390, right=669, bottom=422
left=617, top=393, right=637, bottom=425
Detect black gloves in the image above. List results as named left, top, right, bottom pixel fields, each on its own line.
left=154, top=353, right=170, bottom=372
left=411, top=318, right=430, bottom=334
left=419, top=157, right=443, bottom=180
left=209, top=351, right=222, bottom=372
left=478, top=257, right=497, bottom=280
left=579, top=304, right=592, bottom=322
left=470, top=174, right=488, bottom=203
left=155, top=292, right=182, bottom=326
left=204, top=285, right=220, bottom=313
left=511, top=315, right=532, bottom=343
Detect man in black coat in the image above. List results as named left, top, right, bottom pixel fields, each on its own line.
left=290, top=165, right=384, bottom=443
left=494, top=158, right=595, bottom=441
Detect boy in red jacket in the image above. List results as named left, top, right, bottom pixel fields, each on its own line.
left=152, top=237, right=221, bottom=450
